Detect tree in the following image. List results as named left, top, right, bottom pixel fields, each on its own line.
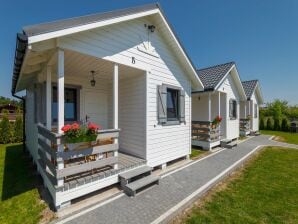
left=259, top=117, right=265, bottom=130
left=266, top=118, right=273, bottom=130
left=274, top=117, right=281, bottom=131
left=266, top=99, right=288, bottom=121
left=14, top=115, right=23, bottom=142
left=0, top=111, right=12, bottom=144
left=281, top=118, right=290, bottom=132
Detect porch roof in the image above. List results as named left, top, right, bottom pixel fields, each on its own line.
left=23, top=4, right=159, bottom=37
left=12, top=3, right=204, bottom=94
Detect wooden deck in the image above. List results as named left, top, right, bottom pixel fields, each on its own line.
left=60, top=152, right=146, bottom=191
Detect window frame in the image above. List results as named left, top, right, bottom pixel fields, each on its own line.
left=51, top=84, right=81, bottom=124
left=161, top=84, right=183, bottom=126
left=166, top=87, right=180, bottom=122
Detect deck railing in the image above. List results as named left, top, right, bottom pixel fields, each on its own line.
left=37, top=124, right=119, bottom=187
left=240, top=119, right=250, bottom=132
left=192, top=121, right=220, bottom=142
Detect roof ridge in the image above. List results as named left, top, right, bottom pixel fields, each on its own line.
left=196, top=61, right=235, bottom=72
left=242, top=79, right=258, bottom=83
left=23, top=3, right=160, bottom=33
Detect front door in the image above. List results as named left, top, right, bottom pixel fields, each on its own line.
left=84, top=90, right=108, bottom=129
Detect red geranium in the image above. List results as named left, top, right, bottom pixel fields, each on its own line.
left=72, top=122, right=80, bottom=130
left=88, top=123, right=101, bottom=130
left=61, top=124, right=72, bottom=132
left=216, top=115, right=222, bottom=122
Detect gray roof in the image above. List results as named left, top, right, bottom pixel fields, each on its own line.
left=242, top=80, right=258, bottom=99
left=13, top=3, right=200, bottom=94
left=196, top=62, right=235, bottom=90
left=23, top=3, right=159, bottom=36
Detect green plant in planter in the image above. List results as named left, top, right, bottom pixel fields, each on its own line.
left=212, top=115, right=222, bottom=127
left=61, top=122, right=101, bottom=144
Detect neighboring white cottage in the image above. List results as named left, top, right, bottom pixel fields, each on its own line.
left=11, top=3, right=204, bottom=209
left=192, top=62, right=246, bottom=150
left=240, top=80, right=264, bottom=134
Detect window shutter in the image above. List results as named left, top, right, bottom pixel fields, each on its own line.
left=34, top=84, right=42, bottom=124
left=179, top=89, right=185, bottom=123
left=157, top=85, right=167, bottom=124
left=229, top=99, right=233, bottom=118
left=234, top=100, right=237, bottom=118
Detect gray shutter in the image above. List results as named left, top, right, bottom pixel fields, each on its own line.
left=157, top=85, right=167, bottom=124
left=179, top=89, right=185, bottom=123
left=229, top=99, right=233, bottom=118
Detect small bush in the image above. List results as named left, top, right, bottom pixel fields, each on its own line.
left=14, top=115, right=23, bottom=142
left=266, top=118, right=273, bottom=130
left=281, top=118, right=290, bottom=132
left=259, top=117, right=265, bottom=130
left=0, top=113, right=11, bottom=144
left=274, top=118, right=281, bottom=131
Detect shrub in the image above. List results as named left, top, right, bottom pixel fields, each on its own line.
left=274, top=117, right=281, bottom=131
left=14, top=115, right=23, bottom=142
left=0, top=113, right=12, bottom=144
left=281, top=118, right=290, bottom=132
left=259, top=117, right=265, bottom=130
left=266, top=118, right=273, bottom=130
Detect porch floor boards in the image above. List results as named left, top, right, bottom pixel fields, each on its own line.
left=61, top=152, right=146, bottom=191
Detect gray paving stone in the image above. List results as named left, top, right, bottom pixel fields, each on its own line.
left=60, top=135, right=296, bottom=224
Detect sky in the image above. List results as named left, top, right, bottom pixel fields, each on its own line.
left=0, top=0, right=297, bottom=105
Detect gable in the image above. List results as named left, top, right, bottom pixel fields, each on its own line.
left=218, top=72, right=242, bottom=100
left=12, top=4, right=203, bottom=94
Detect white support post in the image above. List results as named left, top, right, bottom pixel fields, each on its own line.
left=244, top=103, right=247, bottom=118
left=208, top=93, right=211, bottom=122
left=57, top=49, right=65, bottom=187
left=113, top=63, right=119, bottom=170
left=57, top=49, right=64, bottom=134
left=46, top=65, right=52, bottom=130
left=45, top=65, right=52, bottom=175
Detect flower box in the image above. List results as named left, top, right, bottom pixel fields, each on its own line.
left=61, top=122, right=101, bottom=151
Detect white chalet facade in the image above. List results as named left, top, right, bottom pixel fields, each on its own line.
left=11, top=3, right=204, bottom=209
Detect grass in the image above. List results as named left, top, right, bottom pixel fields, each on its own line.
left=260, top=130, right=298, bottom=144
left=0, top=144, right=47, bottom=224
left=191, top=148, right=207, bottom=159
left=183, top=147, right=298, bottom=224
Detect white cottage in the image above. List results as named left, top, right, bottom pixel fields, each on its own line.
left=240, top=80, right=264, bottom=134
left=192, top=62, right=246, bottom=150
left=11, top=3, right=204, bottom=209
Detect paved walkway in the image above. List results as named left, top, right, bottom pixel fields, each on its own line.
left=57, top=135, right=297, bottom=224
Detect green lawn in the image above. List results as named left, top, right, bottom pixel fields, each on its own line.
left=260, top=130, right=298, bottom=145
left=191, top=148, right=207, bottom=159
left=185, top=147, right=298, bottom=224
left=0, top=144, right=47, bottom=224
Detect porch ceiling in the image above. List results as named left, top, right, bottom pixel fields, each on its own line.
left=63, top=50, right=144, bottom=80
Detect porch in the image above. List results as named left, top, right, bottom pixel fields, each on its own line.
left=34, top=48, right=147, bottom=208
left=37, top=123, right=146, bottom=208
left=192, top=91, right=226, bottom=150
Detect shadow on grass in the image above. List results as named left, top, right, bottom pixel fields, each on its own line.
left=1, top=144, right=42, bottom=201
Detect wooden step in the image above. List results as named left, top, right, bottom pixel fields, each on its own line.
left=124, top=174, right=160, bottom=196
left=119, top=165, right=152, bottom=180
left=226, top=142, right=237, bottom=149
left=220, top=139, right=231, bottom=147
left=119, top=165, right=152, bottom=187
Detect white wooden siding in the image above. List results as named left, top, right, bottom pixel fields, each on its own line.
left=32, top=16, right=193, bottom=167
left=250, top=93, right=259, bottom=131
left=25, top=85, right=39, bottom=162
left=119, top=73, right=146, bottom=159
left=218, top=74, right=240, bottom=140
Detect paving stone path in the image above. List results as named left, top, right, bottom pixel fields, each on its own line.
left=58, top=135, right=297, bottom=224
